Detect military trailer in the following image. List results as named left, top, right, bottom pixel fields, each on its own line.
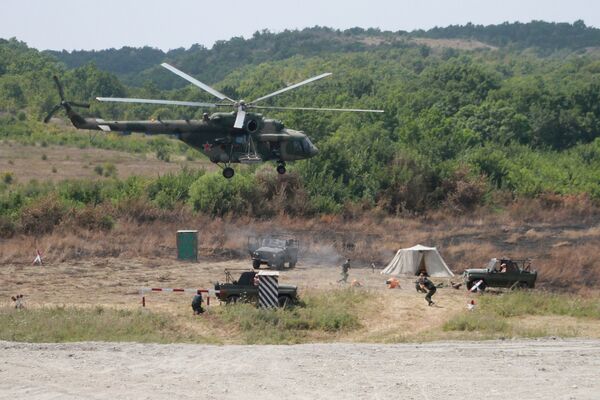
left=463, top=258, right=537, bottom=290
left=214, top=269, right=298, bottom=307
left=247, top=236, right=299, bottom=270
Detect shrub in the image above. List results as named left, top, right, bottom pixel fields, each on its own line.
left=102, top=162, right=117, bottom=178
left=442, top=166, right=487, bottom=213
left=58, top=180, right=104, bottom=205
left=147, top=168, right=204, bottom=210
left=0, top=215, right=16, bottom=238
left=2, top=172, right=14, bottom=184
left=94, top=164, right=104, bottom=176
left=188, top=172, right=258, bottom=216
left=19, top=194, right=65, bottom=234
left=71, top=205, right=115, bottom=231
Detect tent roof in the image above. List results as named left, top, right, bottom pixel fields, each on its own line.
left=404, top=244, right=436, bottom=251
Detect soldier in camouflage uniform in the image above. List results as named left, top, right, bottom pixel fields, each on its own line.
left=191, top=290, right=204, bottom=315
left=338, top=259, right=351, bottom=283
left=417, top=272, right=437, bottom=306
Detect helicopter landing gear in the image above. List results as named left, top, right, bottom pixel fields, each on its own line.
left=223, top=167, right=235, bottom=179
left=276, top=162, right=286, bottom=175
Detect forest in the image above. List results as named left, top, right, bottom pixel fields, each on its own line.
left=1, top=20, right=600, bottom=230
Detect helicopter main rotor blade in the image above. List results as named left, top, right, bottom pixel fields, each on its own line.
left=96, top=97, right=218, bottom=108
left=233, top=105, right=246, bottom=129
left=250, top=73, right=332, bottom=104
left=53, top=75, right=65, bottom=101
left=252, top=105, right=384, bottom=113
left=43, top=104, right=63, bottom=123
left=161, top=63, right=234, bottom=103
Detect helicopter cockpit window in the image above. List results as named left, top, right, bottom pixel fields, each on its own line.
left=292, top=140, right=303, bottom=152
left=301, top=137, right=314, bottom=152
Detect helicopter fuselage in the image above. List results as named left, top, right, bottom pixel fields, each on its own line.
left=67, top=110, right=318, bottom=164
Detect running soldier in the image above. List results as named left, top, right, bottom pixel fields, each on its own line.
left=417, top=272, right=437, bottom=306
left=338, top=259, right=351, bottom=283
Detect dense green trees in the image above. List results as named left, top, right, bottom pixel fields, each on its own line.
left=1, top=22, right=600, bottom=219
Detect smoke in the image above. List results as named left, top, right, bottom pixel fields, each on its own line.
left=301, top=241, right=344, bottom=266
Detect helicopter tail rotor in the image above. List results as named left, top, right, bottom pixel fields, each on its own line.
left=43, top=76, right=90, bottom=123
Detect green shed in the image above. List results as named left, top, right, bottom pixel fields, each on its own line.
left=177, top=230, right=198, bottom=261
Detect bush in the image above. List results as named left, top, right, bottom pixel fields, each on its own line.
left=19, top=194, right=65, bottom=234
left=147, top=168, right=204, bottom=210
left=442, top=166, right=487, bottom=213
left=70, top=205, right=115, bottom=231
left=58, top=180, right=104, bottom=205
left=0, top=215, right=16, bottom=238
left=188, top=172, right=258, bottom=216
left=2, top=171, right=14, bottom=184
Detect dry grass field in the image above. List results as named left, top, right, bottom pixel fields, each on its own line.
left=1, top=143, right=599, bottom=345
left=0, top=142, right=215, bottom=183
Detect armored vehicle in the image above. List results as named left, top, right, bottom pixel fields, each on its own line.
left=214, top=269, right=298, bottom=307
left=463, top=258, right=537, bottom=290
left=248, top=236, right=299, bottom=269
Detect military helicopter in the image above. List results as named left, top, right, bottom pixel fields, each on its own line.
left=44, top=63, right=383, bottom=178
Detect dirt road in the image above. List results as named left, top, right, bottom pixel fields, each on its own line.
left=1, top=339, right=598, bottom=399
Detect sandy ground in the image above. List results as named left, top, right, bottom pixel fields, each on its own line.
left=1, top=339, right=599, bottom=400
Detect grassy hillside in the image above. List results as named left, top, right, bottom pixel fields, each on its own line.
left=1, top=22, right=600, bottom=220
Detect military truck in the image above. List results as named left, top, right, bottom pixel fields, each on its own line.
left=463, top=258, right=537, bottom=290
left=214, top=269, right=299, bottom=307
left=247, top=236, right=299, bottom=270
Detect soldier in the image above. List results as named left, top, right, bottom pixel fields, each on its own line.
left=417, top=272, right=437, bottom=306
left=338, top=259, right=351, bottom=283
left=191, top=290, right=204, bottom=315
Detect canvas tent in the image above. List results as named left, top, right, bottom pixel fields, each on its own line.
left=381, top=244, right=454, bottom=277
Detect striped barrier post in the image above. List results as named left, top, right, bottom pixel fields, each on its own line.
left=139, top=287, right=220, bottom=308
left=258, top=271, right=279, bottom=308
left=470, top=279, right=484, bottom=292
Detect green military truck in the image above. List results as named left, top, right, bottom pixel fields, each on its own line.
left=463, top=258, right=537, bottom=291
left=248, top=236, right=299, bottom=270
left=214, top=269, right=299, bottom=307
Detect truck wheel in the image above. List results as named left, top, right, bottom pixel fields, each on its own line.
left=514, top=282, right=529, bottom=290
left=252, top=260, right=260, bottom=269
left=226, top=295, right=240, bottom=304
left=278, top=295, right=291, bottom=308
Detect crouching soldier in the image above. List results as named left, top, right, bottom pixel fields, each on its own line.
left=191, top=290, right=204, bottom=315
left=417, top=272, right=437, bottom=306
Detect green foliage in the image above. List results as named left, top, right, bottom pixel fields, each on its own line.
left=478, top=291, right=600, bottom=319
left=147, top=168, right=204, bottom=210
left=188, top=172, right=258, bottom=216
left=2, top=26, right=600, bottom=214
left=444, top=291, right=600, bottom=335
left=215, top=288, right=366, bottom=344
left=1, top=171, right=14, bottom=184
left=0, top=306, right=209, bottom=343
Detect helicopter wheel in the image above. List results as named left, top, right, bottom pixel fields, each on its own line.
left=276, top=164, right=286, bottom=175
left=223, top=167, right=235, bottom=179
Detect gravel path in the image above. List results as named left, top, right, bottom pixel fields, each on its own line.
left=1, top=339, right=599, bottom=399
